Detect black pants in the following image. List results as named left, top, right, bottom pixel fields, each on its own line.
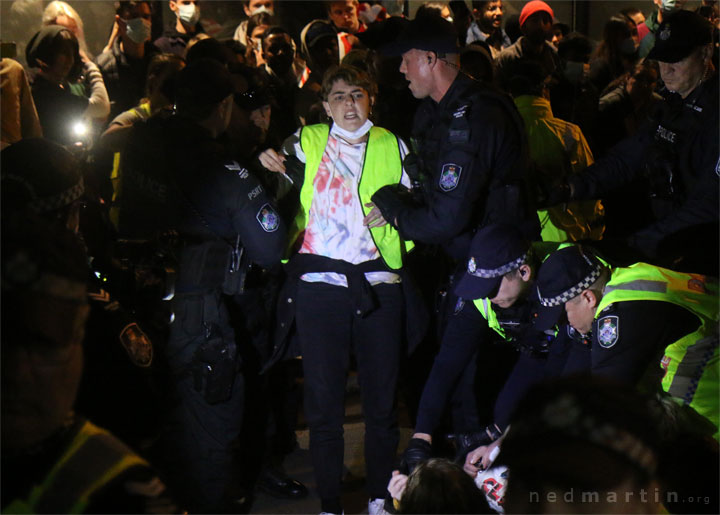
left=414, top=297, right=491, bottom=435
left=161, top=291, right=244, bottom=513
left=296, top=281, right=403, bottom=505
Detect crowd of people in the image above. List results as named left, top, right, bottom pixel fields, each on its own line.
left=1, top=0, right=719, bottom=514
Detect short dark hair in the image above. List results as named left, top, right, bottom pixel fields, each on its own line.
left=261, top=25, right=292, bottom=50
left=325, top=0, right=359, bottom=14
left=321, top=64, right=377, bottom=101
left=115, top=1, right=151, bottom=17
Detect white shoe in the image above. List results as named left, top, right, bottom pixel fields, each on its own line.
left=368, top=498, right=388, bottom=515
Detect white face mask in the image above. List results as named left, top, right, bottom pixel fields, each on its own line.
left=330, top=119, right=373, bottom=141
left=661, top=0, right=680, bottom=13
left=251, top=5, right=274, bottom=16
left=125, top=17, right=151, bottom=44
left=177, top=3, right=200, bottom=26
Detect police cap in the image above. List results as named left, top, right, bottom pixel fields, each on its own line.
left=647, top=10, right=713, bottom=63
left=382, top=13, right=458, bottom=56
left=1, top=138, right=84, bottom=215
left=454, top=224, right=531, bottom=300
left=534, top=245, right=604, bottom=331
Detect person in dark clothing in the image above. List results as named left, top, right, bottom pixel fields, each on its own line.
left=25, top=26, right=110, bottom=146
left=121, top=58, right=286, bottom=512
left=494, top=0, right=560, bottom=94
left=400, top=225, right=561, bottom=473
left=297, top=19, right=339, bottom=125
left=1, top=213, right=177, bottom=514
left=153, top=0, right=205, bottom=57
left=1, top=137, right=161, bottom=450
left=370, top=14, right=538, bottom=478
left=260, top=26, right=300, bottom=143
left=534, top=245, right=718, bottom=439
left=96, top=1, right=159, bottom=121
left=588, top=14, right=639, bottom=95
left=551, top=10, right=719, bottom=275
left=372, top=14, right=538, bottom=262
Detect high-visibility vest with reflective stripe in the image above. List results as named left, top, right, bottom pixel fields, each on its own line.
left=288, top=124, right=413, bottom=270
left=3, top=420, right=148, bottom=514
left=597, top=263, right=719, bottom=436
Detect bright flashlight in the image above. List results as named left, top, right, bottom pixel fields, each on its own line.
left=72, top=121, right=88, bottom=137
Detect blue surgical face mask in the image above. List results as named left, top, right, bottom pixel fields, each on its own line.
left=125, top=17, right=151, bottom=44
left=177, top=3, right=200, bottom=26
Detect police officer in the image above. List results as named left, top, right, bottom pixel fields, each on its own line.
left=399, top=225, right=559, bottom=475
left=534, top=245, right=719, bottom=439
left=121, top=58, right=286, bottom=512
left=552, top=10, right=719, bottom=275
left=1, top=138, right=159, bottom=448
left=1, top=214, right=176, bottom=514
left=372, top=14, right=538, bottom=260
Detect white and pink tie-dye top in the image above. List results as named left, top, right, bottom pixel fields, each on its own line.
left=285, top=127, right=410, bottom=287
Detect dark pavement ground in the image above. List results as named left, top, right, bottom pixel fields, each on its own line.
left=249, top=375, right=414, bottom=515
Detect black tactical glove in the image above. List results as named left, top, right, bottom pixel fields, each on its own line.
left=451, top=424, right=504, bottom=463
left=399, top=437, right=432, bottom=475
left=371, top=184, right=408, bottom=229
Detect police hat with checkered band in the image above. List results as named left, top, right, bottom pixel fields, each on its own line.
left=1, top=138, right=84, bottom=215
left=534, top=245, right=605, bottom=331
left=454, top=224, right=531, bottom=300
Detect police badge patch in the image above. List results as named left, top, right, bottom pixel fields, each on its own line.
left=256, top=203, right=279, bottom=232
left=597, top=316, right=619, bottom=348
left=119, top=323, right=153, bottom=367
left=439, top=163, right=462, bottom=191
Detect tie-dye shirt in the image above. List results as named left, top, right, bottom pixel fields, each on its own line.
left=285, top=126, right=410, bottom=287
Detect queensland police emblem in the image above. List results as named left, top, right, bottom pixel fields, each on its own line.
left=439, top=163, right=462, bottom=191
left=256, top=203, right=279, bottom=232
left=597, top=316, right=619, bottom=348
left=468, top=256, right=477, bottom=273
left=659, top=26, right=671, bottom=40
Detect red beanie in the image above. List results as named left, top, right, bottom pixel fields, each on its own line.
left=519, top=0, right=554, bottom=27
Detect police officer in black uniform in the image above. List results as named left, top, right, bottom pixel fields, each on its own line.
left=368, top=14, right=538, bottom=471
left=120, top=58, right=286, bottom=513
left=553, top=10, right=718, bottom=275
left=371, top=14, right=538, bottom=260
left=1, top=138, right=160, bottom=449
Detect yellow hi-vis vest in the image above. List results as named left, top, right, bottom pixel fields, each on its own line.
left=288, top=124, right=414, bottom=269
left=3, top=420, right=148, bottom=514
left=597, top=263, right=719, bottom=437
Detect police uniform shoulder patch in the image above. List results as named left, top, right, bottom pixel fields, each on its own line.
left=256, top=203, right=279, bottom=232
left=596, top=315, right=619, bottom=349
left=659, top=25, right=671, bottom=41
left=119, top=323, right=153, bottom=367
left=439, top=163, right=462, bottom=191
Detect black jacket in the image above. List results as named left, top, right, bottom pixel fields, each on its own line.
left=394, top=74, right=538, bottom=261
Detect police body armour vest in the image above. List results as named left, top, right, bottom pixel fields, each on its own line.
left=598, top=263, right=719, bottom=436
left=289, top=124, right=413, bottom=270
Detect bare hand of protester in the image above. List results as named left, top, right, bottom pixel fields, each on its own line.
left=258, top=148, right=287, bottom=174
